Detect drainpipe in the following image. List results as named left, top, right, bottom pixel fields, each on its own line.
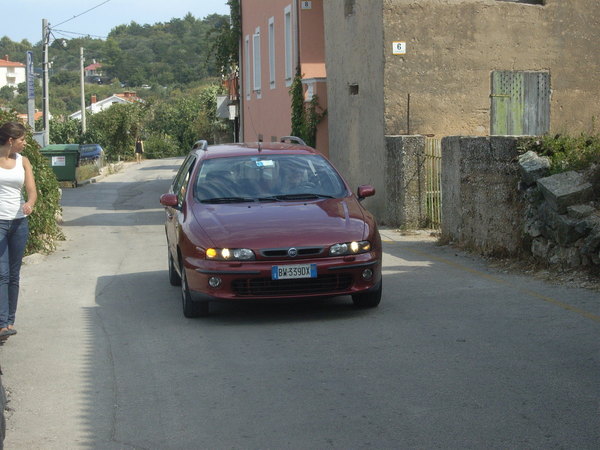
left=238, top=0, right=244, bottom=143
left=294, top=0, right=300, bottom=74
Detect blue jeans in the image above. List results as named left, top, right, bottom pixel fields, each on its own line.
left=0, top=218, right=29, bottom=328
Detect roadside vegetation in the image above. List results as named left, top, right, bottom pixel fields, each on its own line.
left=519, top=130, right=600, bottom=193
left=0, top=110, right=63, bottom=255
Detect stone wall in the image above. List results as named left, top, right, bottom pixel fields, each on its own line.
left=441, top=136, right=600, bottom=269
left=519, top=153, right=600, bottom=268
left=385, top=135, right=426, bottom=227
left=441, top=136, right=526, bottom=257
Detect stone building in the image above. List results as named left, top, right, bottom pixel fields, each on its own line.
left=323, top=0, right=600, bottom=219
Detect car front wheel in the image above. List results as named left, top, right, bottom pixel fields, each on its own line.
left=180, top=258, right=209, bottom=318
left=351, top=281, right=382, bottom=308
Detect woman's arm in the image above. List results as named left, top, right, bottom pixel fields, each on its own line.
left=22, top=156, right=37, bottom=214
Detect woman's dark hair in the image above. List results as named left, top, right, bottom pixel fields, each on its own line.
left=0, top=121, right=27, bottom=146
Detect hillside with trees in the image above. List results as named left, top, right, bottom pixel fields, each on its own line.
left=0, top=1, right=240, bottom=162
left=0, top=11, right=233, bottom=117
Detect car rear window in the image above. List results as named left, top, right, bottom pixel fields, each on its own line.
left=194, top=154, right=348, bottom=202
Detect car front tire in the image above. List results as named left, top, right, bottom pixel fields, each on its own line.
left=180, top=258, right=209, bottom=318
left=351, top=281, right=382, bottom=308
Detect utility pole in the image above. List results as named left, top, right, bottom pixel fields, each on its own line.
left=80, top=47, right=86, bottom=133
left=42, top=19, right=50, bottom=146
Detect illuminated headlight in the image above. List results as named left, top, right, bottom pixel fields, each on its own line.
left=206, top=248, right=255, bottom=260
left=329, top=241, right=371, bottom=256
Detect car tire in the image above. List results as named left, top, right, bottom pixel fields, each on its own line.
left=180, top=259, right=209, bottom=318
left=351, top=281, right=382, bottom=308
left=168, top=252, right=181, bottom=286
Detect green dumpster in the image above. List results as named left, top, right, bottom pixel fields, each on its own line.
left=40, top=144, right=80, bottom=187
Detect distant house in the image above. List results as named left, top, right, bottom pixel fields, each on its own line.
left=69, top=91, right=142, bottom=120
left=0, top=55, right=26, bottom=90
left=84, top=61, right=103, bottom=83
left=17, top=110, right=43, bottom=123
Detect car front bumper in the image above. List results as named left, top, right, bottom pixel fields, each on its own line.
left=183, top=253, right=381, bottom=302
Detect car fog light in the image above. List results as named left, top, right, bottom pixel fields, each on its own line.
left=362, top=269, right=373, bottom=280
left=208, top=276, right=222, bottom=288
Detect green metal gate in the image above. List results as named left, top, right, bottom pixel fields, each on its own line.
left=425, top=137, right=442, bottom=229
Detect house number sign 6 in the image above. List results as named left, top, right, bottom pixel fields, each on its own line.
left=392, top=41, right=407, bottom=55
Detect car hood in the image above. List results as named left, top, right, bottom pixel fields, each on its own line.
left=191, top=197, right=369, bottom=248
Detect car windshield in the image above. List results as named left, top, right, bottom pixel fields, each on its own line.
left=194, top=154, right=348, bottom=203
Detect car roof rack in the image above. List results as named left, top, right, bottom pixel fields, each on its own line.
left=280, top=136, right=306, bottom=146
left=192, top=140, right=208, bottom=151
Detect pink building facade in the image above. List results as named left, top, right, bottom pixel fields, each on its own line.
left=239, top=0, right=328, bottom=156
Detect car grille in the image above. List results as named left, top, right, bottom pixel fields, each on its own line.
left=260, top=247, right=324, bottom=258
left=232, top=273, right=353, bottom=297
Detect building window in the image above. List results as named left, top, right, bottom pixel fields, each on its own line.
left=244, top=35, right=251, bottom=100
left=284, top=5, right=293, bottom=86
left=268, top=17, right=275, bottom=89
left=252, top=27, right=261, bottom=95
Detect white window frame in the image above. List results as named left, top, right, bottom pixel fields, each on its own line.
left=252, top=27, right=262, bottom=96
left=268, top=17, right=276, bottom=89
left=284, top=5, right=293, bottom=87
left=244, top=35, right=251, bottom=100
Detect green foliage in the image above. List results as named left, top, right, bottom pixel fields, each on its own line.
left=0, top=110, right=63, bottom=255
left=49, top=118, right=81, bottom=144
left=143, top=133, right=181, bottom=159
left=289, top=70, right=327, bottom=148
left=0, top=12, right=231, bottom=117
left=86, top=102, right=148, bottom=161
left=210, top=0, right=241, bottom=76
left=148, top=84, right=228, bottom=151
left=0, top=86, right=15, bottom=102
left=519, top=133, right=600, bottom=174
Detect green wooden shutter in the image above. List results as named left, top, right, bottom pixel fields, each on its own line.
left=491, top=71, right=550, bottom=135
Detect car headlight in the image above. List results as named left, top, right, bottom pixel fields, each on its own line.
left=329, top=241, right=371, bottom=256
left=206, top=248, right=255, bottom=261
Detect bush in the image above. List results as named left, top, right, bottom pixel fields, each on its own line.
left=519, top=133, right=600, bottom=174
left=143, top=133, right=182, bottom=159
left=0, top=110, right=64, bottom=255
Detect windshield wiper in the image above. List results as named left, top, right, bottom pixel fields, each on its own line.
left=264, top=193, right=335, bottom=201
left=200, top=197, right=255, bottom=204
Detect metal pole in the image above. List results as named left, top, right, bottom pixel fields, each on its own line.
left=80, top=47, right=86, bottom=134
left=26, top=51, right=35, bottom=130
left=42, top=19, right=50, bottom=146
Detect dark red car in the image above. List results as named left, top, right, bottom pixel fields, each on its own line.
left=159, top=140, right=382, bottom=317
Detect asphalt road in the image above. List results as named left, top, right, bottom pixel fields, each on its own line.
left=1, top=158, right=599, bottom=449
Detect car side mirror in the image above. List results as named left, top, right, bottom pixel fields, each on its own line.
left=357, top=185, right=376, bottom=201
left=160, top=193, right=180, bottom=209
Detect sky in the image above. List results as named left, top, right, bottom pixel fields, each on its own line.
left=3, top=0, right=231, bottom=44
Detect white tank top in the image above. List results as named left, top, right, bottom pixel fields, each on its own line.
left=0, top=153, right=26, bottom=220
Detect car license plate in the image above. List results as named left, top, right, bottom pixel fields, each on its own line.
left=272, top=264, right=317, bottom=280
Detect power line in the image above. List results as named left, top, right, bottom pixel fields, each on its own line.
left=53, top=0, right=112, bottom=28
left=52, top=29, right=107, bottom=40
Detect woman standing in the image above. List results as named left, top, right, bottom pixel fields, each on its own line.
left=135, top=136, right=144, bottom=163
left=0, top=122, right=37, bottom=339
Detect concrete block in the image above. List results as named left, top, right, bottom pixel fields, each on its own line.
left=536, top=171, right=593, bottom=214
left=567, top=204, right=595, bottom=220
left=518, top=150, right=551, bottom=185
